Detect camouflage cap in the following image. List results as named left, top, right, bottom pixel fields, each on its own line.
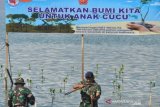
left=14, top=77, right=25, bottom=85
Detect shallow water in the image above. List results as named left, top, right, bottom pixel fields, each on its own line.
left=0, top=33, right=160, bottom=107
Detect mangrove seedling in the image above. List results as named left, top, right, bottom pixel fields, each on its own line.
left=41, top=69, right=45, bottom=83
left=28, top=64, right=31, bottom=70
left=18, top=70, right=22, bottom=77
left=112, top=65, right=125, bottom=99
left=71, top=66, right=74, bottom=72
left=148, top=80, right=155, bottom=107
left=63, top=76, right=68, bottom=93
left=94, top=64, right=99, bottom=78
left=134, top=0, right=153, bottom=28
left=96, top=64, right=99, bottom=74
left=112, top=80, right=116, bottom=94
left=70, top=66, right=76, bottom=76
left=118, top=64, right=124, bottom=83
left=27, top=78, right=32, bottom=87
left=140, top=0, right=152, bottom=24
left=59, top=88, right=62, bottom=94
left=49, top=88, right=56, bottom=105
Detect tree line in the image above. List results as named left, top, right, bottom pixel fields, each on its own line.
left=6, top=13, right=76, bottom=33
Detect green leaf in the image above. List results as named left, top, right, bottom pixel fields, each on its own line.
left=18, top=70, right=22, bottom=77
left=30, top=80, right=32, bottom=84
left=113, top=80, right=116, bottom=83
left=118, top=84, right=121, bottom=89
left=52, top=89, right=55, bottom=94
left=28, top=64, right=31, bottom=70
left=149, top=81, right=156, bottom=87
left=27, top=79, right=29, bottom=82
left=50, top=88, right=52, bottom=93
left=59, top=89, right=62, bottom=93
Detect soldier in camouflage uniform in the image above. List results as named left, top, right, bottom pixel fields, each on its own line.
left=73, top=71, right=101, bottom=107
left=8, top=77, right=35, bottom=107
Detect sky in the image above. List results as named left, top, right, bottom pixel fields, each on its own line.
left=5, top=0, right=160, bottom=25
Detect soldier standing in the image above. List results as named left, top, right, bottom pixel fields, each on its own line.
left=8, top=77, right=35, bottom=107
left=73, top=71, right=101, bottom=107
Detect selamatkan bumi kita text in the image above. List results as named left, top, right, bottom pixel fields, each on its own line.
left=28, top=7, right=140, bottom=20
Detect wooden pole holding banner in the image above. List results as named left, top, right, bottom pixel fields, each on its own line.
left=81, top=34, right=84, bottom=81
left=4, top=32, right=9, bottom=91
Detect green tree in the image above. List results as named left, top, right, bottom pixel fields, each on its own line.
left=45, top=19, right=57, bottom=26
left=6, top=14, right=15, bottom=23
left=27, top=13, right=39, bottom=25
left=63, top=16, right=76, bottom=32
left=41, top=19, right=50, bottom=26
left=12, top=14, right=29, bottom=24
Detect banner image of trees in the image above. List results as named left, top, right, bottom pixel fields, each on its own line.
left=6, top=13, right=75, bottom=33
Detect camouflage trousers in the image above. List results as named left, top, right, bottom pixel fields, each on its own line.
left=79, top=102, right=98, bottom=107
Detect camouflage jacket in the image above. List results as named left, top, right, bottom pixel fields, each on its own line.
left=8, top=86, right=34, bottom=107
left=80, top=80, right=101, bottom=105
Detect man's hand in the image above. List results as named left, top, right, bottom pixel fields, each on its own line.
left=27, top=94, right=33, bottom=98
left=27, top=94, right=35, bottom=105
left=78, top=84, right=85, bottom=88
left=127, top=23, right=150, bottom=32
left=90, top=92, right=101, bottom=101
left=149, top=25, right=160, bottom=33
left=90, top=95, right=96, bottom=101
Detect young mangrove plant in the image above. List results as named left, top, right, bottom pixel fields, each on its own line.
left=41, top=68, right=45, bottom=83
left=118, top=64, right=124, bottom=83
left=139, top=0, right=152, bottom=24
left=96, top=64, right=99, bottom=74
left=26, top=64, right=33, bottom=88
left=112, top=64, right=125, bottom=100
left=18, top=69, right=22, bottom=77
left=135, top=0, right=153, bottom=28
left=28, top=64, right=31, bottom=70
left=27, top=78, right=32, bottom=87
left=112, top=68, right=118, bottom=92
left=71, top=66, right=75, bottom=72
left=59, top=88, right=62, bottom=94
left=148, top=80, right=155, bottom=107
left=63, top=76, right=68, bottom=93
left=94, top=64, right=99, bottom=78
left=49, top=88, right=64, bottom=106
left=49, top=88, right=56, bottom=105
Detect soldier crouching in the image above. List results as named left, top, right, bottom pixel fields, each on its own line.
left=8, top=77, right=35, bottom=107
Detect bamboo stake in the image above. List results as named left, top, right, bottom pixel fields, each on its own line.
left=149, top=87, right=152, bottom=107
left=4, top=32, right=9, bottom=91
left=149, top=93, right=152, bottom=107
left=81, top=34, right=84, bottom=81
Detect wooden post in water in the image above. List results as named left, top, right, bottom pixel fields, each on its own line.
left=149, top=86, right=152, bottom=107
left=81, top=34, right=84, bottom=81
left=4, top=32, right=9, bottom=91
left=149, top=92, right=152, bottom=107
